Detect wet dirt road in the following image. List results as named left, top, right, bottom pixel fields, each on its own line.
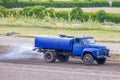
left=0, top=59, right=120, bottom=80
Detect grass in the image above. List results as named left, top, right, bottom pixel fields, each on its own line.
left=0, top=17, right=120, bottom=41
left=0, top=17, right=120, bottom=40
left=0, top=25, right=120, bottom=40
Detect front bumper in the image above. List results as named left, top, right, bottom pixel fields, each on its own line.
left=97, top=54, right=111, bottom=58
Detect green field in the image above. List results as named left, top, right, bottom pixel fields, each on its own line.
left=1, top=25, right=120, bottom=41
left=0, top=13, right=120, bottom=41
left=0, top=0, right=119, bottom=43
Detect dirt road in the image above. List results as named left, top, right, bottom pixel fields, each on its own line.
left=53, top=7, right=120, bottom=13
left=0, top=59, right=120, bottom=80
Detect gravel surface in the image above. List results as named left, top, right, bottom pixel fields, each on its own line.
left=0, top=60, right=120, bottom=80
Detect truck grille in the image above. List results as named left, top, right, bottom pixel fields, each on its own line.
left=100, top=49, right=109, bottom=56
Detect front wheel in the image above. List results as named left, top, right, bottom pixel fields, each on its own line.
left=96, top=58, right=106, bottom=64
left=83, top=54, right=94, bottom=65
left=44, top=51, right=56, bottom=63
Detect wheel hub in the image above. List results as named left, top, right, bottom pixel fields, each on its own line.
left=85, top=57, right=91, bottom=63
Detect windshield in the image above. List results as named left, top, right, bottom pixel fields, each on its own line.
left=82, top=38, right=95, bottom=44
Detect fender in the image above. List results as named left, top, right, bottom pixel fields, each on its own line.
left=81, top=48, right=99, bottom=58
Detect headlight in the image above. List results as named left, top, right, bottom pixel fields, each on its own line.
left=97, top=50, right=99, bottom=55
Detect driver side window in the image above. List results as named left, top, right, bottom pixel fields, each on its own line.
left=75, top=39, right=83, bottom=44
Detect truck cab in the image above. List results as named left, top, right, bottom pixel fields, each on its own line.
left=73, top=36, right=95, bottom=56
left=72, top=36, right=110, bottom=64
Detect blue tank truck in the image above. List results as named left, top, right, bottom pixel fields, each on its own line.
left=34, top=35, right=110, bottom=65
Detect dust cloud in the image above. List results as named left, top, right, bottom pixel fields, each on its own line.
left=0, top=43, right=44, bottom=60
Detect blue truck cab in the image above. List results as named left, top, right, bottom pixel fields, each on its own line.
left=34, top=35, right=110, bottom=65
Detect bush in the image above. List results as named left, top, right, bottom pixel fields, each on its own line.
left=0, top=6, right=7, bottom=17
left=56, top=11, right=69, bottom=20
left=0, top=1, right=110, bottom=8
left=106, top=13, right=120, bottom=23
left=23, top=6, right=46, bottom=19
left=0, top=0, right=18, bottom=8
left=112, top=1, right=120, bottom=7
left=7, top=9, right=22, bottom=17
left=94, top=10, right=107, bottom=22
left=0, top=6, right=120, bottom=23
left=71, top=7, right=83, bottom=20
left=47, top=8, right=56, bottom=18
left=78, top=1, right=109, bottom=7
left=17, top=1, right=40, bottom=8
left=1, top=1, right=120, bottom=8
left=82, top=12, right=94, bottom=21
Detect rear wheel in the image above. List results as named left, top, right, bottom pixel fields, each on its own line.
left=58, top=55, right=69, bottom=62
left=96, top=58, right=106, bottom=64
left=83, top=54, right=94, bottom=65
left=44, top=51, right=56, bottom=63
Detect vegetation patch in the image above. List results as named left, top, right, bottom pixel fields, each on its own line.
left=0, top=6, right=120, bottom=23
left=0, top=0, right=120, bottom=8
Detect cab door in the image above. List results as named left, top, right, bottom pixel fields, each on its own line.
left=72, top=38, right=84, bottom=56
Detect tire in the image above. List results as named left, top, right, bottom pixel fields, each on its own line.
left=83, top=54, right=94, bottom=65
left=44, top=51, right=56, bottom=63
left=96, top=58, right=106, bottom=64
left=58, top=55, right=69, bottom=62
